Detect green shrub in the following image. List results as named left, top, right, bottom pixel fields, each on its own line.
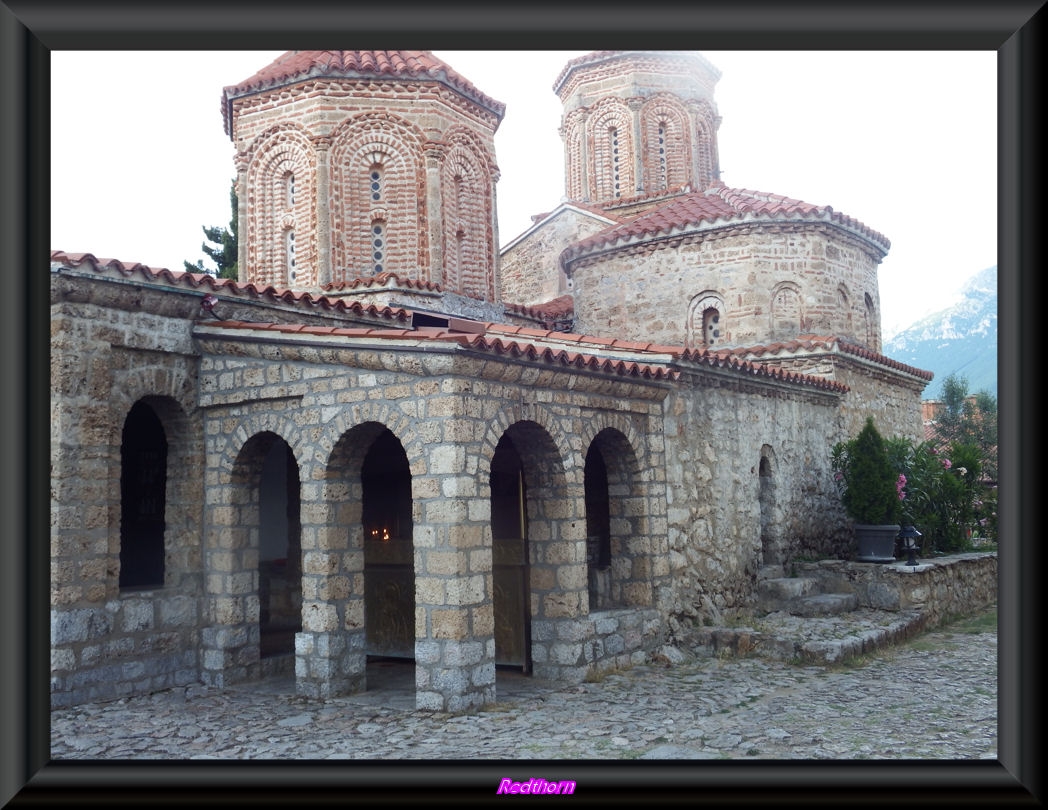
left=831, top=417, right=901, bottom=525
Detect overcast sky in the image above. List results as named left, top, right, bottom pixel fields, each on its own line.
left=50, top=50, right=996, bottom=339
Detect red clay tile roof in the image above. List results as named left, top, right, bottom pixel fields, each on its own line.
left=222, top=50, right=505, bottom=137
left=195, top=319, right=678, bottom=383
left=504, top=295, right=575, bottom=322
left=561, top=184, right=891, bottom=264
left=552, top=50, right=721, bottom=96
left=50, top=250, right=410, bottom=324
left=55, top=250, right=851, bottom=395
left=725, top=334, right=934, bottom=382
left=321, top=272, right=443, bottom=294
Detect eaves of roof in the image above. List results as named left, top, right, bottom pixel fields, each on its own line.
left=561, top=184, right=892, bottom=266
left=50, top=250, right=411, bottom=324
left=726, top=334, right=934, bottom=382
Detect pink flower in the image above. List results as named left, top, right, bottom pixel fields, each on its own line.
left=942, top=458, right=952, bottom=469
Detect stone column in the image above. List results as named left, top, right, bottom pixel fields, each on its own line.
left=199, top=471, right=262, bottom=688
left=628, top=97, right=644, bottom=195
left=423, top=139, right=444, bottom=288
left=413, top=442, right=496, bottom=712
left=312, top=136, right=332, bottom=288
left=294, top=466, right=367, bottom=699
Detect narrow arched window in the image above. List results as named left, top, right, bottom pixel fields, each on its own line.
left=610, top=127, right=621, bottom=197
left=703, top=307, right=721, bottom=346
left=284, top=172, right=295, bottom=208
left=285, top=229, right=296, bottom=285
left=371, top=221, right=384, bottom=275
left=657, top=123, right=667, bottom=189
left=369, top=166, right=382, bottom=203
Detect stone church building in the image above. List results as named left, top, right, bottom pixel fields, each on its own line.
left=50, top=50, right=932, bottom=711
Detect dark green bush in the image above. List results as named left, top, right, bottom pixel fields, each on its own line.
left=831, top=417, right=901, bottom=525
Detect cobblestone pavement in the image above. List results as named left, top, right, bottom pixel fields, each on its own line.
left=49, top=607, right=997, bottom=763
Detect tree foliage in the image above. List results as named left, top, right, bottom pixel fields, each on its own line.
left=184, top=180, right=238, bottom=280
left=932, top=373, right=997, bottom=482
left=831, top=417, right=901, bottom=525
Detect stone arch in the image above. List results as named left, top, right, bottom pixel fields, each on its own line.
left=837, top=283, right=854, bottom=339
left=200, top=427, right=303, bottom=688
left=770, top=281, right=803, bottom=341
left=691, top=100, right=720, bottom=189
left=109, top=367, right=201, bottom=597
left=329, top=113, right=428, bottom=281
left=294, top=418, right=417, bottom=699
left=482, top=416, right=578, bottom=674
left=583, top=426, right=654, bottom=611
left=244, top=123, right=317, bottom=288
left=687, top=291, right=726, bottom=348
left=758, top=444, right=782, bottom=566
left=863, top=292, right=878, bottom=350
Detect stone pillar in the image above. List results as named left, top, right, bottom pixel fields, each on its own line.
left=294, top=471, right=367, bottom=699
left=628, top=97, right=644, bottom=195
left=312, top=136, right=332, bottom=288
left=413, top=446, right=495, bottom=712
left=423, top=139, right=444, bottom=288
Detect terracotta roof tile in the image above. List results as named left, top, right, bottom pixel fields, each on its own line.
left=50, top=250, right=411, bottom=324
left=321, top=272, right=443, bottom=294
left=562, top=184, right=891, bottom=263
left=222, top=50, right=505, bottom=137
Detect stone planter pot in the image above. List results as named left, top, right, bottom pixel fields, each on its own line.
left=854, top=523, right=900, bottom=563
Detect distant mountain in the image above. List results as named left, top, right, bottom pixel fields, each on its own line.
left=883, top=266, right=997, bottom=400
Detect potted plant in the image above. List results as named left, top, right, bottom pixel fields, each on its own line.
left=831, top=417, right=902, bottom=562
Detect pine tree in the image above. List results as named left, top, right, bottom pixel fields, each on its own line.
left=184, top=180, right=238, bottom=280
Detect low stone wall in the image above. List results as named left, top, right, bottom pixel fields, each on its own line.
left=794, top=551, right=998, bottom=627
left=531, top=607, right=663, bottom=683
left=50, top=592, right=201, bottom=709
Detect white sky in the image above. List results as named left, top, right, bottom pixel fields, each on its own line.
left=50, top=50, right=997, bottom=339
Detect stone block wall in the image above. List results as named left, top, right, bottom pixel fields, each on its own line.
left=661, top=371, right=847, bottom=634
left=567, top=226, right=885, bottom=353
left=50, top=289, right=206, bottom=707
left=499, top=208, right=611, bottom=307
left=794, top=552, right=998, bottom=627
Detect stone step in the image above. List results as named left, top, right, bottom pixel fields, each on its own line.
left=759, top=577, right=818, bottom=601
left=786, top=592, right=859, bottom=618
left=757, top=564, right=785, bottom=580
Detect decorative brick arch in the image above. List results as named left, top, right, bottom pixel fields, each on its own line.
left=244, top=124, right=317, bottom=288
left=640, top=94, right=692, bottom=193
left=691, top=100, right=720, bottom=189
left=687, top=291, right=727, bottom=348
left=441, top=128, right=496, bottom=300
left=588, top=98, right=634, bottom=202
left=561, top=113, right=586, bottom=201
left=328, top=113, right=428, bottom=282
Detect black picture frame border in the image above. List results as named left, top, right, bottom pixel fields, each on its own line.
left=3, top=2, right=1041, bottom=805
